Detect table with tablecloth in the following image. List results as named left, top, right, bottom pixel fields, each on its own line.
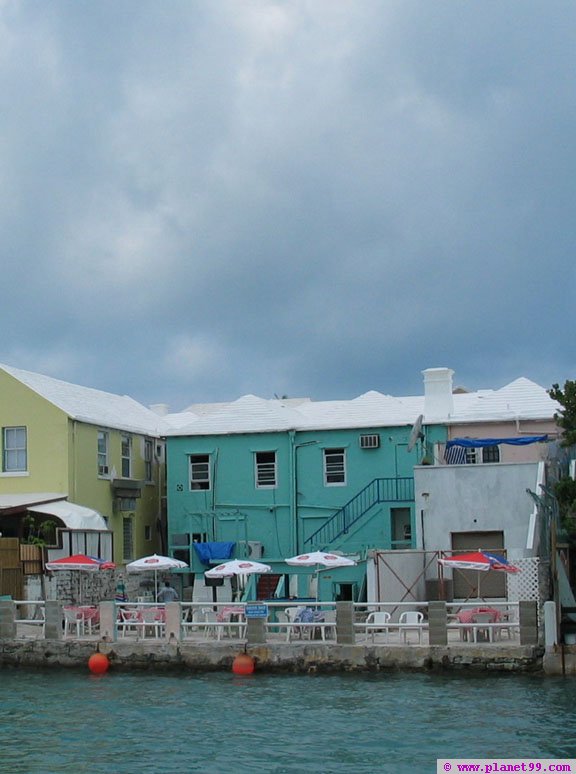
left=455, top=607, right=502, bottom=642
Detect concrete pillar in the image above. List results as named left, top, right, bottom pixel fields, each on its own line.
left=98, top=601, right=117, bottom=642
left=428, top=601, right=448, bottom=646
left=519, top=600, right=539, bottom=645
left=246, top=617, right=266, bottom=644
left=336, top=601, right=355, bottom=645
left=0, top=600, right=16, bottom=638
left=543, top=600, right=558, bottom=648
left=165, top=602, right=181, bottom=642
left=44, top=601, right=63, bottom=640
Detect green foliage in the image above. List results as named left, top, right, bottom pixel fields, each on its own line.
left=22, top=515, right=57, bottom=546
left=554, top=478, right=576, bottom=537
left=549, top=380, right=576, bottom=447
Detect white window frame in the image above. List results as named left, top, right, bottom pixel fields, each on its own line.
left=190, top=454, right=211, bottom=490
left=465, top=445, right=501, bottom=464
left=255, top=451, right=277, bottom=488
left=323, top=448, right=346, bottom=486
left=3, top=426, right=27, bottom=472
left=97, top=430, right=109, bottom=476
left=121, top=434, right=132, bottom=478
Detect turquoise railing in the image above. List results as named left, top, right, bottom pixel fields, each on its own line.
left=303, top=477, right=414, bottom=550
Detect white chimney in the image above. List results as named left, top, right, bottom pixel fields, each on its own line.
left=422, top=368, right=454, bottom=418
left=149, top=403, right=169, bottom=416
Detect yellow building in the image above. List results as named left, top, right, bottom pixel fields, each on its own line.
left=0, top=364, right=166, bottom=565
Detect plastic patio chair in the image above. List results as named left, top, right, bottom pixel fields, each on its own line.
left=398, top=611, right=424, bottom=644
left=365, top=611, right=391, bottom=643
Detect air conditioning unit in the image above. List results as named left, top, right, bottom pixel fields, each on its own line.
left=238, top=541, right=264, bottom=558
left=359, top=434, right=380, bottom=449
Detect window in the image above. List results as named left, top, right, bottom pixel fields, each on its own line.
left=144, top=525, right=152, bottom=541
left=97, top=431, right=109, bottom=476
left=190, top=454, right=211, bottom=490
left=144, top=439, right=153, bottom=481
left=324, top=448, right=346, bottom=486
left=121, top=435, right=132, bottom=478
left=482, top=445, right=500, bottom=463
left=3, top=426, right=27, bottom=472
left=122, top=517, right=133, bottom=562
left=255, top=451, right=277, bottom=488
left=465, top=445, right=501, bottom=464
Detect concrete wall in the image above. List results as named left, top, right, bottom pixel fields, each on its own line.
left=414, top=461, right=540, bottom=556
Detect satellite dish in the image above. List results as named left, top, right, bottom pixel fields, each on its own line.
left=407, top=414, right=424, bottom=452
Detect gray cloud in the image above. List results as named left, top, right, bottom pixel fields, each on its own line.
left=1, top=1, right=574, bottom=410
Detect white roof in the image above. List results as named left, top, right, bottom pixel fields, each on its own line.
left=164, top=377, right=560, bottom=436
left=1, top=363, right=167, bottom=436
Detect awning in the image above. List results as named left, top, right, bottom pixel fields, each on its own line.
left=446, top=435, right=548, bottom=449
left=0, top=493, right=68, bottom=515
left=27, top=501, right=108, bottom=531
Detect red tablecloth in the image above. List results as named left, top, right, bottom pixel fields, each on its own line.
left=456, top=606, right=502, bottom=624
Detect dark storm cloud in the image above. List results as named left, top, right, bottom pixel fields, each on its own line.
left=0, top=1, right=573, bottom=410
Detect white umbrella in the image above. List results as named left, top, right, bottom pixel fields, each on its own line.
left=205, top=559, right=272, bottom=603
left=285, top=551, right=356, bottom=600
left=126, top=554, right=188, bottom=599
left=205, top=559, right=272, bottom=578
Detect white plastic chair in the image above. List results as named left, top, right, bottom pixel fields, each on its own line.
left=365, top=611, right=391, bottom=642
left=398, top=611, right=424, bottom=643
left=63, top=607, right=83, bottom=638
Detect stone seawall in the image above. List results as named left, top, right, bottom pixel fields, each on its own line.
left=0, top=639, right=544, bottom=674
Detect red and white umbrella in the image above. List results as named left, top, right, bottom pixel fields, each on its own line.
left=45, top=554, right=116, bottom=603
left=205, top=559, right=272, bottom=578
left=45, top=554, right=116, bottom=571
left=438, top=550, right=520, bottom=599
left=438, top=551, right=519, bottom=574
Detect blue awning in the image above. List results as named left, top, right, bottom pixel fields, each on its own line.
left=446, top=435, right=548, bottom=449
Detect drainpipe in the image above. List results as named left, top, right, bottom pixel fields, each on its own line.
left=290, top=433, right=318, bottom=555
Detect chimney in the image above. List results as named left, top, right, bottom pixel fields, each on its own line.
left=149, top=403, right=169, bottom=416
left=422, top=368, right=454, bottom=418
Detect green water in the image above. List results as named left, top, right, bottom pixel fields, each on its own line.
left=0, top=669, right=574, bottom=773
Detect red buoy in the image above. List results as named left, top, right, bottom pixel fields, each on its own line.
left=88, top=652, right=110, bottom=675
left=232, top=653, right=255, bottom=675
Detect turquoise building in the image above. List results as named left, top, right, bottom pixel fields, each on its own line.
left=164, top=392, right=447, bottom=601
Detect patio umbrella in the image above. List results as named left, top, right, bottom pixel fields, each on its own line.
left=438, top=550, right=520, bottom=599
left=285, top=551, right=357, bottom=600
left=126, top=554, right=188, bottom=600
left=205, top=559, right=272, bottom=603
left=45, top=554, right=116, bottom=603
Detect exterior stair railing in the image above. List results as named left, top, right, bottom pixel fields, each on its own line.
left=303, top=477, right=414, bottom=550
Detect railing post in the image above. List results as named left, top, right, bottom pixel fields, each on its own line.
left=98, top=601, right=117, bottom=642
left=336, top=601, right=355, bottom=645
left=44, top=601, right=63, bottom=640
left=165, top=602, right=181, bottom=642
left=428, top=601, right=448, bottom=646
left=519, top=600, right=539, bottom=645
left=0, top=600, right=16, bottom=638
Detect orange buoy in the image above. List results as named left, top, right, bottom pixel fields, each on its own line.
left=88, top=652, right=110, bottom=675
left=232, top=653, right=255, bottom=675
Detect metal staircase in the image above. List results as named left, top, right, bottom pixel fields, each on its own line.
left=303, top=477, right=414, bottom=551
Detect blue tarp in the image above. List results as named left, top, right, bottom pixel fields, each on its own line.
left=446, top=435, right=548, bottom=449
left=193, top=541, right=236, bottom=566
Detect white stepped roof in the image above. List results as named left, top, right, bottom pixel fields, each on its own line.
left=1, top=363, right=167, bottom=436
left=164, top=376, right=560, bottom=436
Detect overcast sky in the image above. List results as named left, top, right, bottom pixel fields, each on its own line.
left=1, top=1, right=574, bottom=411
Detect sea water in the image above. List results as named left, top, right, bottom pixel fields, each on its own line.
left=0, top=669, right=574, bottom=773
